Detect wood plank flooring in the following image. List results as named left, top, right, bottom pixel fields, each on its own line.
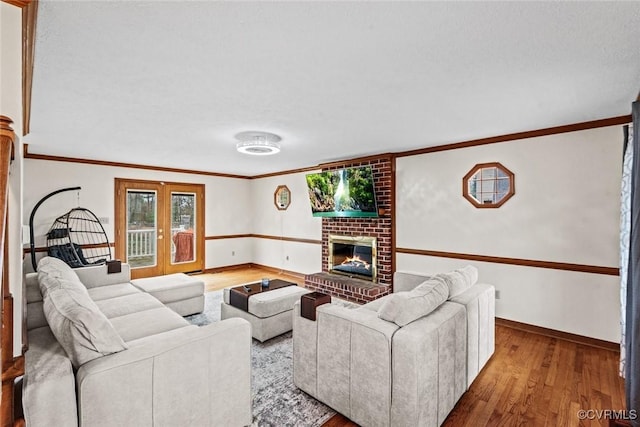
left=443, top=326, right=624, bottom=427
left=194, top=266, right=303, bottom=292
left=194, top=267, right=626, bottom=427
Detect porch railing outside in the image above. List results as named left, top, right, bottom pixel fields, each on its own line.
left=127, top=228, right=189, bottom=267
left=127, top=229, right=156, bottom=265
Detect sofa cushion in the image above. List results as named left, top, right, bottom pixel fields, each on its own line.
left=109, top=307, right=190, bottom=343
left=377, top=277, right=449, bottom=326
left=436, top=265, right=478, bottom=299
left=25, top=272, right=43, bottom=303
left=87, top=283, right=142, bottom=301
left=95, top=292, right=164, bottom=319
left=131, top=273, right=204, bottom=303
left=43, top=283, right=128, bottom=369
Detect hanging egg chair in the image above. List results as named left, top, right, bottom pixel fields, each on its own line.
left=46, top=207, right=112, bottom=268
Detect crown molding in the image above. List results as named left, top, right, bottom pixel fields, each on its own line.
left=1, top=0, right=32, bottom=7
left=24, top=115, right=631, bottom=179
left=395, top=115, right=631, bottom=158
left=23, top=144, right=250, bottom=179
left=249, top=165, right=319, bottom=180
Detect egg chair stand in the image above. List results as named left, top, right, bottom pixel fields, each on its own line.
left=29, top=187, right=112, bottom=270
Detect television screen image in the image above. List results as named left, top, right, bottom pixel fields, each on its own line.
left=305, top=166, right=378, bottom=217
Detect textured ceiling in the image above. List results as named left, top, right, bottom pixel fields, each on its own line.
left=27, top=1, right=640, bottom=176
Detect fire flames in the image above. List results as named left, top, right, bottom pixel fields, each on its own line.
left=341, top=255, right=371, bottom=270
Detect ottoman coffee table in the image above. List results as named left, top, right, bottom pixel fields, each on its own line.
left=221, top=279, right=310, bottom=342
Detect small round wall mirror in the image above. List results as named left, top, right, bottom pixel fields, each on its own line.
left=274, top=185, right=291, bottom=210
left=463, top=162, right=514, bottom=208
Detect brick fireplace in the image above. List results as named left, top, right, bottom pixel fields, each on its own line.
left=305, top=156, right=393, bottom=304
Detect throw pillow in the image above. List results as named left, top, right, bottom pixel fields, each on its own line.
left=436, top=265, right=478, bottom=299
left=37, top=256, right=86, bottom=298
left=378, top=277, right=449, bottom=326
left=43, top=284, right=127, bottom=369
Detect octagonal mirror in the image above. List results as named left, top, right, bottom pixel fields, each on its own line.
left=274, top=185, right=291, bottom=210
left=463, top=162, right=514, bottom=208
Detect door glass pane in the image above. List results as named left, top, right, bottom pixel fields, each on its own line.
left=171, top=192, right=196, bottom=264
left=127, top=190, right=157, bottom=268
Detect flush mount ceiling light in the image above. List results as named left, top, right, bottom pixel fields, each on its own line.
left=235, top=131, right=281, bottom=155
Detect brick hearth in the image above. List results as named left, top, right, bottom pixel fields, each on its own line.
left=305, top=272, right=390, bottom=305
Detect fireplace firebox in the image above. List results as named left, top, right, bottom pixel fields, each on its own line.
left=328, top=235, right=377, bottom=282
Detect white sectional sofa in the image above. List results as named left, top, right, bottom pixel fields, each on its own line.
left=23, top=256, right=252, bottom=427
left=293, top=266, right=495, bottom=427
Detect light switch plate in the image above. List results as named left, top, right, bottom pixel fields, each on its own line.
left=22, top=225, right=30, bottom=245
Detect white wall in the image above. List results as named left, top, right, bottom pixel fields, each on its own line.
left=0, top=4, right=22, bottom=118
left=1, top=2, right=25, bottom=356
left=396, top=125, right=624, bottom=342
left=23, top=160, right=323, bottom=274
left=23, top=160, right=253, bottom=269
left=250, top=171, right=322, bottom=274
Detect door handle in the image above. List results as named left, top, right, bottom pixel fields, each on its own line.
left=158, top=235, right=163, bottom=240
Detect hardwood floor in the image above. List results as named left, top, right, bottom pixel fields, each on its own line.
left=322, top=325, right=626, bottom=427
left=194, top=266, right=303, bottom=292
left=445, top=327, right=624, bottom=426
left=194, top=267, right=626, bottom=427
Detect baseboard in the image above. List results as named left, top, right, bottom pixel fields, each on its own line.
left=249, top=263, right=306, bottom=281
left=202, top=263, right=252, bottom=273
left=201, top=263, right=305, bottom=281
left=496, top=317, right=619, bottom=352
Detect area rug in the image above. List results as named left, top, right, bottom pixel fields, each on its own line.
left=185, top=291, right=336, bottom=427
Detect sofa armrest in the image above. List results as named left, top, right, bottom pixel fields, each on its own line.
left=76, top=318, right=252, bottom=427
left=23, top=327, right=78, bottom=427
left=292, top=301, right=318, bottom=397
left=449, top=283, right=496, bottom=387
left=74, top=263, right=131, bottom=289
left=391, top=301, right=467, bottom=426
left=315, top=304, right=399, bottom=425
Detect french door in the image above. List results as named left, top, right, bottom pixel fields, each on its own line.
left=115, top=179, right=205, bottom=279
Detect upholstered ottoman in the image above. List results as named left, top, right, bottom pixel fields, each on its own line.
left=221, top=285, right=311, bottom=342
left=130, top=273, right=205, bottom=316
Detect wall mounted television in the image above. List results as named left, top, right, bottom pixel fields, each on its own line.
left=305, top=166, right=378, bottom=218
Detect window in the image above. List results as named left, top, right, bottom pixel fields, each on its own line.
left=463, top=162, right=514, bottom=208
